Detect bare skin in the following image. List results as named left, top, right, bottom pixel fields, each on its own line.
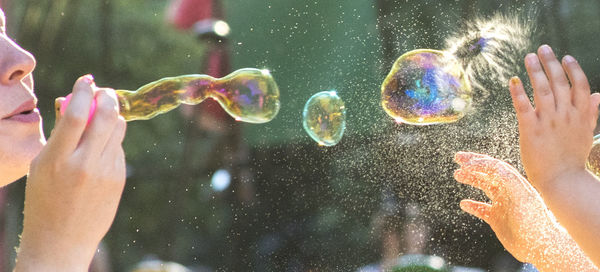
left=0, top=8, right=127, bottom=271
left=509, top=45, right=600, bottom=266
left=455, top=152, right=598, bottom=271
left=15, top=76, right=127, bottom=271
left=0, top=10, right=44, bottom=185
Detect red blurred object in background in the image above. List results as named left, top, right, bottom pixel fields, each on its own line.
left=167, top=0, right=219, bottom=30
left=167, top=0, right=231, bottom=128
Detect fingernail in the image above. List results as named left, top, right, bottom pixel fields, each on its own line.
left=82, top=74, right=95, bottom=85
left=54, top=98, right=64, bottom=122
left=510, top=76, right=521, bottom=86
left=563, top=55, right=576, bottom=64
left=540, top=45, right=553, bottom=55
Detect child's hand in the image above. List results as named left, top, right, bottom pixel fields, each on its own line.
left=509, top=45, right=600, bottom=189
left=455, top=152, right=554, bottom=263
left=15, top=75, right=127, bottom=271
left=454, top=152, right=598, bottom=271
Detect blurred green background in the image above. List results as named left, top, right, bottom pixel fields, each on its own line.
left=2, top=0, right=600, bottom=271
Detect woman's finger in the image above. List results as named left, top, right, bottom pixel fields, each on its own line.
left=78, top=89, right=119, bottom=157
left=45, top=75, right=95, bottom=156
left=101, top=116, right=127, bottom=161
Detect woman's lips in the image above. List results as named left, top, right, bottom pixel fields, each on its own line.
left=5, top=108, right=41, bottom=123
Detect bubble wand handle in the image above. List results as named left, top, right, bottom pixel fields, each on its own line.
left=58, top=68, right=281, bottom=124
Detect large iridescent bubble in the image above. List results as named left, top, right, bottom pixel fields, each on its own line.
left=58, top=68, right=280, bottom=124
left=587, top=135, right=600, bottom=177
left=381, top=49, right=472, bottom=125
left=302, top=91, right=346, bottom=147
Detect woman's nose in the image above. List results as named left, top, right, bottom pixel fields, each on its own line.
left=0, top=38, right=35, bottom=86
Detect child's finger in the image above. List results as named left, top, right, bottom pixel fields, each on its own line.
left=454, top=151, right=488, bottom=165
left=454, top=169, right=500, bottom=200
left=589, top=93, right=600, bottom=129
left=459, top=157, right=503, bottom=174
left=537, top=45, right=570, bottom=110
left=509, top=77, right=535, bottom=123
left=45, top=75, right=95, bottom=156
left=562, top=55, right=591, bottom=108
left=462, top=158, right=525, bottom=184
left=525, top=53, right=555, bottom=113
left=460, top=199, right=493, bottom=224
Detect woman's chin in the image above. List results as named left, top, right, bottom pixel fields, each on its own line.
left=0, top=168, right=27, bottom=186
left=0, top=134, right=45, bottom=186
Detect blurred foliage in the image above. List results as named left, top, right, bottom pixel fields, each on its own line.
left=3, top=0, right=600, bottom=271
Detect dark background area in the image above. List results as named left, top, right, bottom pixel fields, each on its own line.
left=2, top=0, right=600, bottom=271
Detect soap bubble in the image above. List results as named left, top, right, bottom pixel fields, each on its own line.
left=587, top=135, right=600, bottom=177
left=59, top=68, right=281, bottom=124
left=302, top=91, right=346, bottom=147
left=381, top=49, right=472, bottom=125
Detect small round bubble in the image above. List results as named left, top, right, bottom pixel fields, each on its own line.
left=381, top=49, right=472, bottom=125
left=302, top=91, right=346, bottom=147
left=587, top=135, right=600, bottom=177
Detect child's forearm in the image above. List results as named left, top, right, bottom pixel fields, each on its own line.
left=14, top=246, right=92, bottom=272
left=536, top=169, right=600, bottom=267
left=532, top=225, right=599, bottom=271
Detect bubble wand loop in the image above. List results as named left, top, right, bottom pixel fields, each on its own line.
left=57, top=68, right=281, bottom=124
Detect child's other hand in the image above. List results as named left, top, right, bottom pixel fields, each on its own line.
left=454, top=152, right=598, bottom=271
left=15, top=75, right=127, bottom=271
left=454, top=152, right=553, bottom=263
left=509, top=45, right=600, bottom=189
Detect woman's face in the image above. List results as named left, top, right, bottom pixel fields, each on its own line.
left=0, top=9, right=44, bottom=186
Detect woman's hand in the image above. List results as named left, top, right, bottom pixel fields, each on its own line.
left=454, top=152, right=598, bottom=272
left=15, top=75, right=127, bottom=271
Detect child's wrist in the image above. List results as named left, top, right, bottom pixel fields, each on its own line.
left=15, top=232, right=96, bottom=271
left=15, top=250, right=92, bottom=272
left=533, top=167, right=589, bottom=196
left=530, top=228, right=598, bottom=271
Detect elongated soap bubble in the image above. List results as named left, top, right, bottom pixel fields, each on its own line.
left=58, top=68, right=280, bottom=124
left=381, top=49, right=472, bottom=125
left=587, top=135, right=600, bottom=177
left=302, top=91, right=346, bottom=147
